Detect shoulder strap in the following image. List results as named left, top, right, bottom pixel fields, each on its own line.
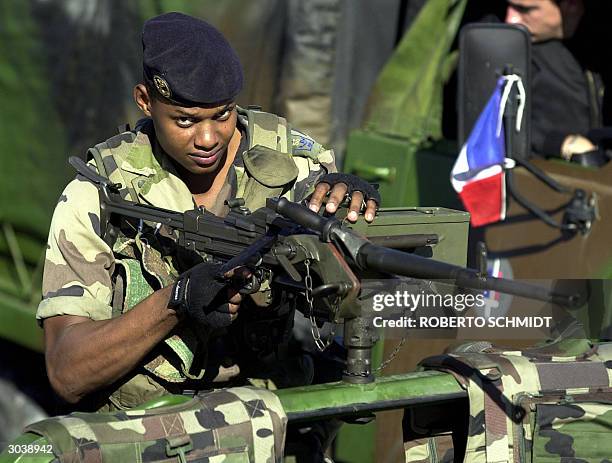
left=86, top=130, right=139, bottom=202
left=243, top=106, right=291, bottom=153
left=87, top=144, right=109, bottom=179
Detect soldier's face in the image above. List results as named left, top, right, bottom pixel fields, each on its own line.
left=505, top=0, right=583, bottom=42
left=505, top=0, right=562, bottom=42
left=138, top=86, right=238, bottom=175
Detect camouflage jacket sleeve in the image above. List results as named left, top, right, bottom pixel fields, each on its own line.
left=37, top=175, right=115, bottom=323
left=290, top=128, right=338, bottom=202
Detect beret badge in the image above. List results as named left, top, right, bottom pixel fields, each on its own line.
left=153, top=75, right=171, bottom=98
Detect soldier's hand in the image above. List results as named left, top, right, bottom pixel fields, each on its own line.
left=224, top=266, right=251, bottom=321
left=169, top=262, right=246, bottom=328
left=308, top=173, right=380, bottom=223
left=226, top=289, right=242, bottom=322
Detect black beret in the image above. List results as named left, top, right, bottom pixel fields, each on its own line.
left=142, top=12, right=243, bottom=107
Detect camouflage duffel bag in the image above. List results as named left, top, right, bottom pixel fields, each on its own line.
left=404, top=339, right=612, bottom=463
left=25, top=387, right=287, bottom=462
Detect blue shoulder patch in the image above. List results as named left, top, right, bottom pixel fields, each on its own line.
left=295, top=136, right=314, bottom=151
left=291, top=130, right=323, bottom=160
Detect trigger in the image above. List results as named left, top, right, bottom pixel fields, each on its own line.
left=239, top=273, right=262, bottom=294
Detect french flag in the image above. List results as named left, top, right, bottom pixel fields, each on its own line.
left=451, top=78, right=508, bottom=227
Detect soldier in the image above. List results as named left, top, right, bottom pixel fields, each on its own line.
left=39, top=10, right=379, bottom=418
left=505, top=0, right=611, bottom=161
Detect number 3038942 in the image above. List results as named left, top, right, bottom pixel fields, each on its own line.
left=7, top=444, right=53, bottom=454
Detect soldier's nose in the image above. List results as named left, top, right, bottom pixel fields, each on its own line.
left=505, top=7, right=521, bottom=24
left=194, top=125, right=219, bottom=152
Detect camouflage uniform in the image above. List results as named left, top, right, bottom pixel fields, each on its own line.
left=37, top=107, right=336, bottom=411
left=404, top=338, right=612, bottom=462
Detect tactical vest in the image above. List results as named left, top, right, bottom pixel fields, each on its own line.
left=403, top=338, right=612, bottom=462
left=25, top=387, right=287, bottom=463
left=85, top=107, right=329, bottom=409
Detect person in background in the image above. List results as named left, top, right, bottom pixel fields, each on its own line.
left=505, top=0, right=610, bottom=162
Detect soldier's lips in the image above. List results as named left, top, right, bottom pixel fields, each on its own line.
left=188, top=150, right=221, bottom=166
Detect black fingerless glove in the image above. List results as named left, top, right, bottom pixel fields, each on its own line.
left=315, top=173, right=381, bottom=205
left=168, top=262, right=233, bottom=329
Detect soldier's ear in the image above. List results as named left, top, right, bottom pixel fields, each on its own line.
left=134, top=84, right=153, bottom=116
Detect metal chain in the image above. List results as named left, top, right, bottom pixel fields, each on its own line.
left=374, top=336, right=407, bottom=373
left=304, top=258, right=334, bottom=352
left=373, top=280, right=438, bottom=372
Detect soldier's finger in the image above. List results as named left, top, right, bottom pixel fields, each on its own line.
left=215, top=302, right=236, bottom=315
left=364, top=199, right=378, bottom=222
left=228, top=290, right=243, bottom=305
left=224, top=266, right=251, bottom=280
left=346, top=190, right=364, bottom=222
left=308, top=183, right=331, bottom=212
left=227, top=303, right=240, bottom=315
left=326, top=183, right=348, bottom=214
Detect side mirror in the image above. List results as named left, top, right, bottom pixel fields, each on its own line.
left=458, top=23, right=531, bottom=160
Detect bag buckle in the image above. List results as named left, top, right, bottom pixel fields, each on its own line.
left=166, top=435, right=193, bottom=463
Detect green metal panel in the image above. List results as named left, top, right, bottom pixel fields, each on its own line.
left=351, top=206, right=470, bottom=266
left=344, top=130, right=462, bottom=211
left=133, top=394, right=191, bottom=410
left=275, top=371, right=464, bottom=421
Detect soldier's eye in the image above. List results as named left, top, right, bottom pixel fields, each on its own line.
left=216, top=105, right=235, bottom=121
left=507, top=2, right=535, bottom=14
left=175, top=117, right=194, bottom=128
left=515, top=5, right=533, bottom=13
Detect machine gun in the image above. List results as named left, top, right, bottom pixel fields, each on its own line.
left=69, top=156, right=581, bottom=385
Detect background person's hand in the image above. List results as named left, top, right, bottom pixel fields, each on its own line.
left=561, top=134, right=596, bottom=161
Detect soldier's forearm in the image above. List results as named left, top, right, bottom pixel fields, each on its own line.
left=44, top=286, right=178, bottom=404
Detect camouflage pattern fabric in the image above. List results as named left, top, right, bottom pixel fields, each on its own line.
left=25, top=387, right=287, bottom=462
left=406, top=339, right=612, bottom=462
left=403, top=436, right=453, bottom=463
left=37, top=107, right=336, bottom=409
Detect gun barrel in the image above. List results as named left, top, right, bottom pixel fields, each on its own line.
left=358, top=243, right=578, bottom=306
